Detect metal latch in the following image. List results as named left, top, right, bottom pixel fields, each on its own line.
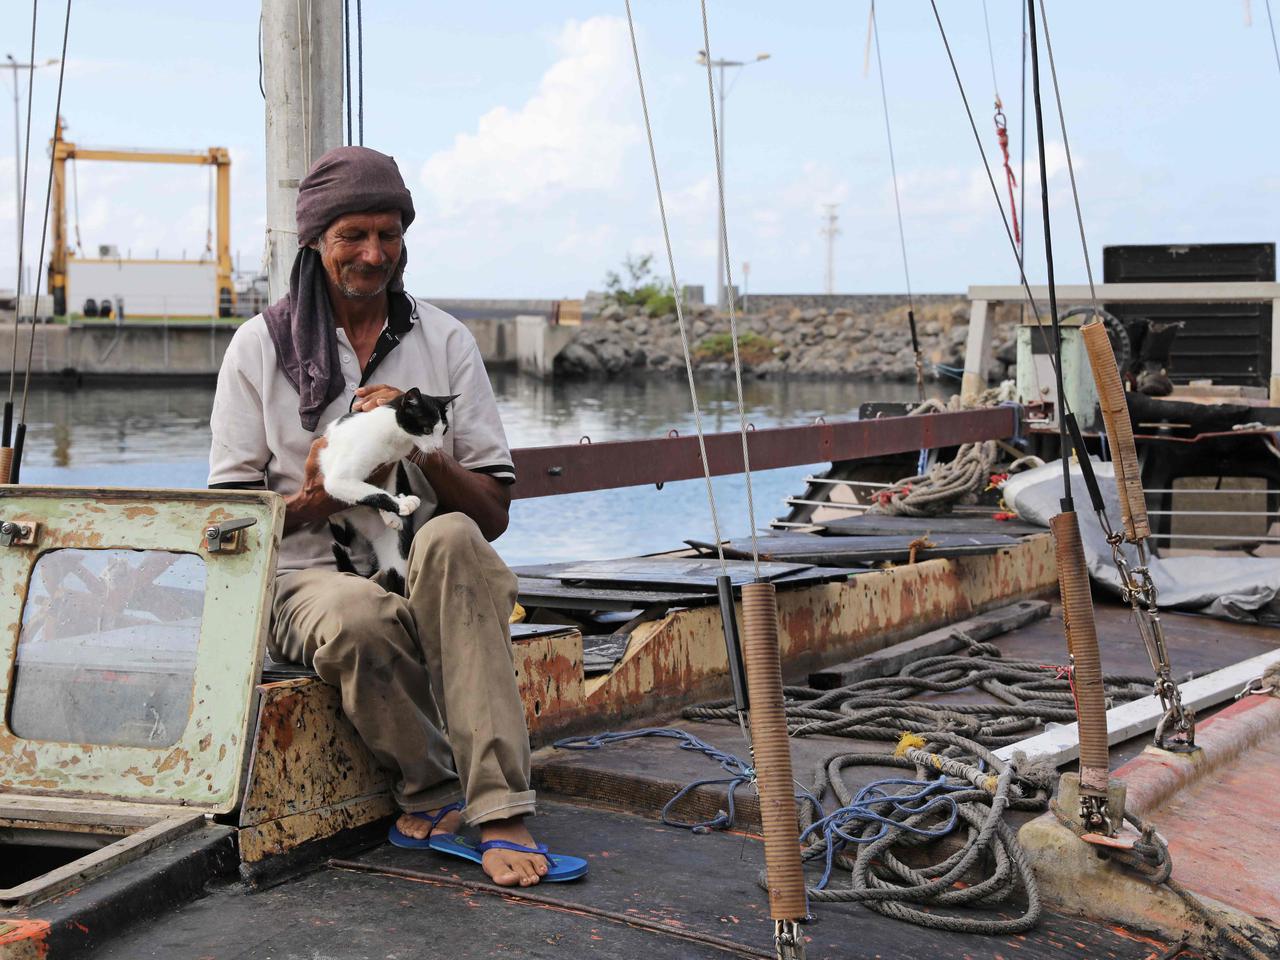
left=0, top=519, right=38, bottom=547
left=204, top=517, right=257, bottom=554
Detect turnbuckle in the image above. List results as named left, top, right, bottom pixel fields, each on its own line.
left=774, top=919, right=806, bottom=960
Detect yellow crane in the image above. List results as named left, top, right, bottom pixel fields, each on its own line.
left=48, top=115, right=233, bottom=317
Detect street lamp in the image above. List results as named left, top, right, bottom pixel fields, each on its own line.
left=696, top=50, right=769, bottom=311
left=5, top=55, right=60, bottom=296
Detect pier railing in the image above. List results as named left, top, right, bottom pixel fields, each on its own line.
left=509, top=407, right=1015, bottom=500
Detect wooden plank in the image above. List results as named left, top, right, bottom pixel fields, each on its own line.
left=994, top=647, right=1280, bottom=767
left=969, top=281, right=1280, bottom=303
left=807, top=599, right=1051, bottom=689
left=0, top=813, right=203, bottom=907
left=820, top=514, right=1043, bottom=539
left=697, top=532, right=1020, bottom=567
left=547, top=557, right=811, bottom=590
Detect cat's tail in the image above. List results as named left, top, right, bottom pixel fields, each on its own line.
left=330, top=518, right=361, bottom=575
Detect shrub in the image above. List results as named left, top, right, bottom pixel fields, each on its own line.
left=604, top=253, right=676, bottom=315
left=693, top=331, right=777, bottom=366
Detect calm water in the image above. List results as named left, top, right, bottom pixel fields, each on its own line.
left=15, top=373, right=948, bottom=565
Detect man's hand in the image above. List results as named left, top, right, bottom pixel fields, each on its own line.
left=283, top=437, right=395, bottom=534
left=351, top=383, right=402, bottom=412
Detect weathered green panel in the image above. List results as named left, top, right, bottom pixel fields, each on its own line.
left=0, top=487, right=283, bottom=813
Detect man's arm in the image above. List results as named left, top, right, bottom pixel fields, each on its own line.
left=409, top=447, right=510, bottom=541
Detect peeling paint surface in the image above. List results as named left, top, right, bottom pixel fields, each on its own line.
left=239, top=679, right=390, bottom=827
left=0, top=487, right=283, bottom=813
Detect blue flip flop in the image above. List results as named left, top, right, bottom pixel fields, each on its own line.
left=388, top=801, right=465, bottom=849
left=427, top=832, right=589, bottom=883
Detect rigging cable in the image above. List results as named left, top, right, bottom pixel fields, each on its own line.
left=869, top=1, right=925, bottom=403
left=343, top=0, right=353, bottom=145
left=1025, top=0, right=1071, bottom=504
left=621, top=0, right=729, bottom=571
left=698, top=0, right=760, bottom=577
left=5, top=0, right=41, bottom=462
left=982, top=0, right=1021, bottom=247
left=1035, top=0, right=1195, bottom=751
left=927, top=0, right=1062, bottom=386
left=12, top=0, right=72, bottom=484
left=1267, top=0, right=1280, bottom=80
left=356, top=0, right=364, bottom=145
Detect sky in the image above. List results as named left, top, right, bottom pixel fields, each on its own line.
left=2, top=1, right=1279, bottom=301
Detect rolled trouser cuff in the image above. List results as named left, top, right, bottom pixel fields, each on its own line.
left=462, top=790, right=538, bottom=826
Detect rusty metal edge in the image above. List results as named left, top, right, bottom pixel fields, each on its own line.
left=509, top=408, right=1015, bottom=499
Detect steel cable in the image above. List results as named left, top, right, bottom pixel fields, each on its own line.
left=7, top=0, right=41, bottom=442
left=622, top=0, right=729, bottom=571
left=868, top=2, right=924, bottom=403
left=698, top=0, right=761, bottom=577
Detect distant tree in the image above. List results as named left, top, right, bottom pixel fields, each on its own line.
left=604, top=253, right=677, bottom=317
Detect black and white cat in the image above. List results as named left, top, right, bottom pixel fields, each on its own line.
left=321, top=388, right=456, bottom=588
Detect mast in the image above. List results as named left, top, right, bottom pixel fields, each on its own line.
left=261, top=0, right=344, bottom=302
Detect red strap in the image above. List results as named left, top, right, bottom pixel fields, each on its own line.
left=993, top=98, right=1020, bottom=247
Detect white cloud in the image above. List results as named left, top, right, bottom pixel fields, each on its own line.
left=419, top=17, right=640, bottom=217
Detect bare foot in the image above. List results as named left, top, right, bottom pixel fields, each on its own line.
left=395, top=803, right=463, bottom=841
left=479, top=816, right=548, bottom=887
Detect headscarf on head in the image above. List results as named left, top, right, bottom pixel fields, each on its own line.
left=262, top=146, right=417, bottom=431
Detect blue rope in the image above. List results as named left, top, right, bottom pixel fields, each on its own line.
left=554, top=728, right=755, bottom=831
left=800, top=776, right=970, bottom=890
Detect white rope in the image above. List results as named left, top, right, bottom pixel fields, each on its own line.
left=698, top=0, right=761, bottom=578
left=1267, top=0, right=1280, bottom=80
left=622, top=0, right=728, bottom=572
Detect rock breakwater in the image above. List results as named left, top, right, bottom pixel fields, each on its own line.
left=554, top=297, right=1023, bottom=382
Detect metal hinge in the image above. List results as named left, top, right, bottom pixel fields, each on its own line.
left=203, top=517, right=257, bottom=554
left=0, top=519, right=38, bottom=548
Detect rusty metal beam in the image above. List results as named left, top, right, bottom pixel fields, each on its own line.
left=509, top=408, right=1015, bottom=500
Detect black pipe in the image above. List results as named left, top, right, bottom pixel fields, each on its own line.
left=9, top=423, right=24, bottom=484
left=716, top=574, right=749, bottom=714
left=2, top=399, right=10, bottom=448
left=1025, top=0, right=1072, bottom=514
left=1064, top=413, right=1105, bottom=515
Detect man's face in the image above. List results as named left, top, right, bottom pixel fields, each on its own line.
left=317, top=211, right=404, bottom=300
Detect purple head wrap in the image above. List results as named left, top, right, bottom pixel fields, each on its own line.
left=262, top=146, right=417, bottom=431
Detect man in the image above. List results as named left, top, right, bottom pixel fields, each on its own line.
left=209, top=146, right=579, bottom=887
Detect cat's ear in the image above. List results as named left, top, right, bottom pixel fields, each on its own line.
left=403, top=387, right=422, bottom=401
left=445, top=394, right=460, bottom=406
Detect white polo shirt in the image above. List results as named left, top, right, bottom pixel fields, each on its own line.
left=208, top=295, right=515, bottom=575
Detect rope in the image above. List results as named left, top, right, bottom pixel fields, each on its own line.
left=1093, top=811, right=1272, bottom=960
left=698, top=0, right=760, bottom=577
left=622, top=0, right=728, bottom=571
left=869, top=1, right=925, bottom=403
left=867, top=387, right=1010, bottom=518
left=555, top=728, right=756, bottom=831
left=680, top=644, right=1152, bottom=934
left=982, top=0, right=1020, bottom=248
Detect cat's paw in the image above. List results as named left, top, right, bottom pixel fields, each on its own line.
left=381, top=511, right=403, bottom=530
left=396, top=495, right=421, bottom=516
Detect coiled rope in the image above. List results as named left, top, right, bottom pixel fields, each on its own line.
left=867, top=387, right=1013, bottom=517
left=563, top=642, right=1153, bottom=935
left=683, top=647, right=1150, bottom=934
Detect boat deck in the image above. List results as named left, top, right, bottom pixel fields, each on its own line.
left=83, top=601, right=1279, bottom=960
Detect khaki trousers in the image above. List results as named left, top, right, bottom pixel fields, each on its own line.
left=270, top=512, right=535, bottom=826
